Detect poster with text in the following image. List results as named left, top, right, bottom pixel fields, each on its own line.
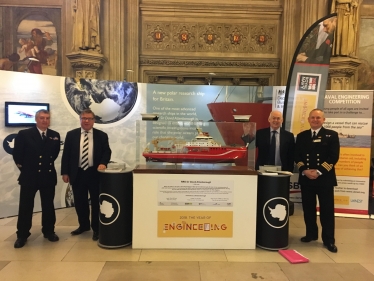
left=324, top=90, right=373, bottom=216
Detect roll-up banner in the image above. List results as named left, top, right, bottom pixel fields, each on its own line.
left=283, top=13, right=337, bottom=134
left=283, top=14, right=337, bottom=203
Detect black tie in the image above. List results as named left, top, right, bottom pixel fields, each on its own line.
left=269, top=130, right=276, bottom=165
left=312, top=131, right=316, bottom=139
left=42, top=132, right=46, bottom=141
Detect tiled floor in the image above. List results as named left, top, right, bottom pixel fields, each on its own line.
left=1, top=205, right=374, bottom=281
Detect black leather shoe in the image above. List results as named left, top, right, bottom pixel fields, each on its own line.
left=324, top=243, right=338, bottom=253
left=92, top=231, right=99, bottom=241
left=44, top=233, right=59, bottom=242
left=300, top=236, right=318, bottom=242
left=14, top=238, right=27, bottom=248
left=71, top=227, right=90, bottom=235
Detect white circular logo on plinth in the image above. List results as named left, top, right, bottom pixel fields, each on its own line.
left=263, top=197, right=289, bottom=229
left=99, top=193, right=120, bottom=225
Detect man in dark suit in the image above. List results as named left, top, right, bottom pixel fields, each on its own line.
left=295, top=108, right=340, bottom=253
left=12, top=109, right=60, bottom=248
left=61, top=109, right=111, bottom=241
left=255, top=110, right=295, bottom=172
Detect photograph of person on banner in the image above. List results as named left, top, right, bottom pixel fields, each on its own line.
left=296, top=17, right=337, bottom=65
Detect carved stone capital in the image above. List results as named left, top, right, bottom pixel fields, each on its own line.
left=329, top=57, right=361, bottom=77
left=329, top=68, right=356, bottom=76
left=66, top=52, right=107, bottom=79
left=328, top=57, right=361, bottom=90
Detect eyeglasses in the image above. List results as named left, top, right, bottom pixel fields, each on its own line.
left=81, top=117, right=94, bottom=121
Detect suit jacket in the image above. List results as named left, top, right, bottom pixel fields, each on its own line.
left=13, top=126, right=60, bottom=187
left=294, top=127, right=339, bottom=187
left=305, top=33, right=333, bottom=65
left=255, top=127, right=295, bottom=172
left=61, top=127, right=111, bottom=185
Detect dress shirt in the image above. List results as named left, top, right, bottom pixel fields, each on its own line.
left=37, top=128, right=48, bottom=140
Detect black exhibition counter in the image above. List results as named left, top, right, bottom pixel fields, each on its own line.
left=98, top=168, right=133, bottom=248
left=256, top=173, right=290, bottom=250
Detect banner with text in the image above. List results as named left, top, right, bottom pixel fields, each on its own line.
left=324, top=90, right=373, bottom=215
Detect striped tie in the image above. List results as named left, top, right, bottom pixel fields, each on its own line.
left=81, top=131, right=89, bottom=170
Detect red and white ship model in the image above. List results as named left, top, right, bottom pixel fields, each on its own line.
left=143, top=129, right=247, bottom=163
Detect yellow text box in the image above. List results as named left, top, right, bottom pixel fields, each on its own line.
left=158, top=211, right=233, bottom=237
left=334, top=195, right=350, bottom=206
left=335, top=147, right=370, bottom=177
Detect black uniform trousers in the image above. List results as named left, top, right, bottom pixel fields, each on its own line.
left=17, top=184, right=56, bottom=239
left=301, top=183, right=335, bottom=244
left=72, top=167, right=100, bottom=232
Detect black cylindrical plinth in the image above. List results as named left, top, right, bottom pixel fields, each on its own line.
left=256, top=174, right=290, bottom=250
left=98, top=169, right=133, bottom=248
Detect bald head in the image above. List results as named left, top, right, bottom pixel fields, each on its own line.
left=268, top=110, right=283, bottom=130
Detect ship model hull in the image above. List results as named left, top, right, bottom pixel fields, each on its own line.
left=142, top=129, right=248, bottom=164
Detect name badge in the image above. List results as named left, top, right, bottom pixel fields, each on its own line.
left=313, top=139, right=321, bottom=142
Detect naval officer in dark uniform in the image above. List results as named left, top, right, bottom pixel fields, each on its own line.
left=12, top=109, right=61, bottom=248
left=294, top=108, right=340, bottom=253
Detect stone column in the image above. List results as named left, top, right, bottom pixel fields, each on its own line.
left=280, top=0, right=297, bottom=85
left=125, top=0, right=139, bottom=82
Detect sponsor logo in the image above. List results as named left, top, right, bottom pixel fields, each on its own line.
left=298, top=75, right=319, bottom=92
left=158, top=211, right=233, bottom=237
left=163, top=222, right=227, bottom=231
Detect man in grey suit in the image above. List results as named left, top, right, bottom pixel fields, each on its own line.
left=12, top=109, right=61, bottom=248
left=61, top=109, right=111, bottom=241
